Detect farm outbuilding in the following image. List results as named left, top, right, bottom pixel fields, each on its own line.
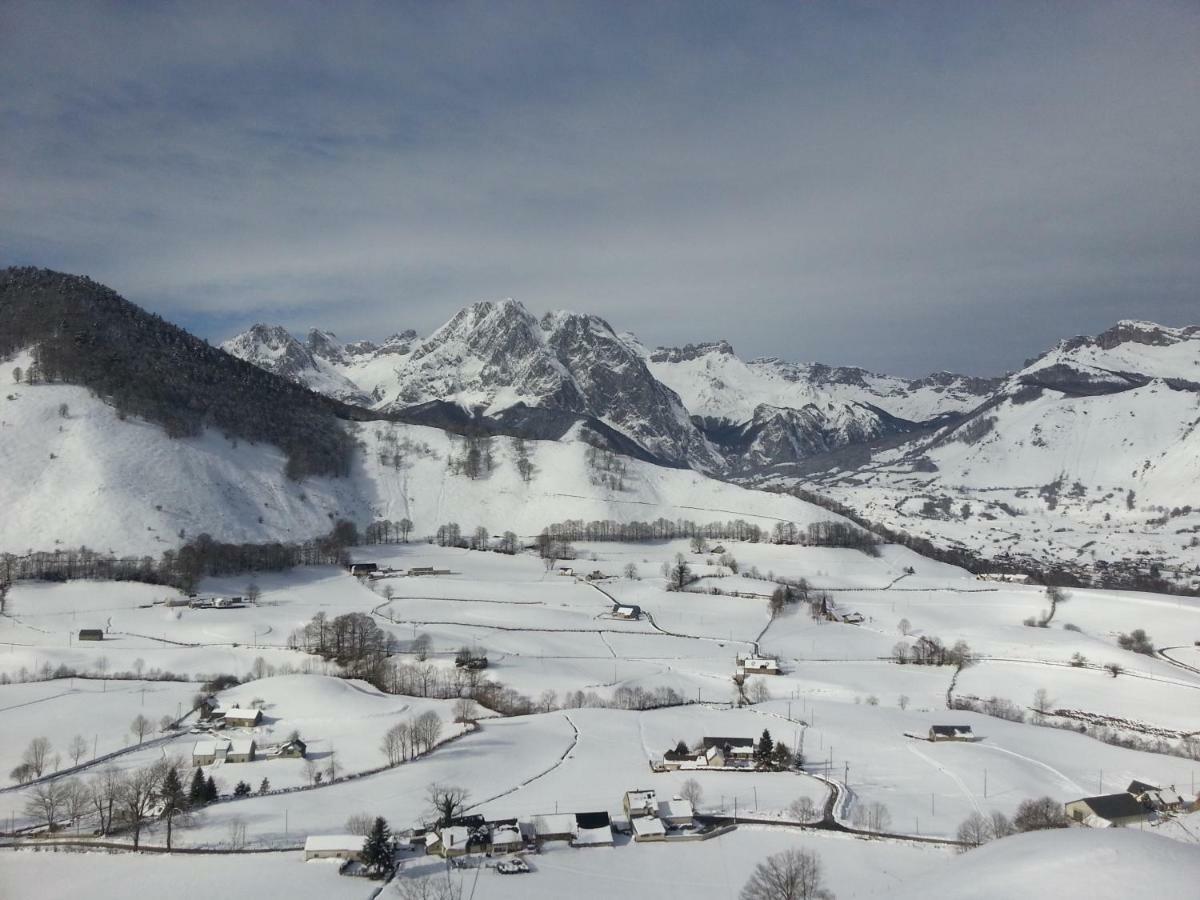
left=929, top=725, right=974, bottom=742
left=77, top=629, right=103, bottom=641
left=573, top=812, right=614, bottom=847
left=1066, top=793, right=1152, bottom=828
left=304, top=834, right=365, bottom=862
left=221, top=707, right=263, bottom=728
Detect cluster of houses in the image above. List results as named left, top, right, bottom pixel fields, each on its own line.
left=660, top=736, right=758, bottom=770
left=346, top=562, right=453, bottom=578
left=188, top=595, right=245, bottom=609
left=1066, top=780, right=1190, bottom=829
left=191, top=703, right=308, bottom=767
left=305, top=789, right=701, bottom=869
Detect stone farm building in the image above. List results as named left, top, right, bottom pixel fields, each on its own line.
left=192, top=738, right=256, bottom=766
left=220, top=707, right=263, bottom=728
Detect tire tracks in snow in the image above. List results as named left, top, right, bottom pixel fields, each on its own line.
left=906, top=744, right=984, bottom=817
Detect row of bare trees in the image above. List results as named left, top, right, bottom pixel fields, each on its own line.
left=23, top=757, right=193, bottom=849
left=380, top=711, right=445, bottom=766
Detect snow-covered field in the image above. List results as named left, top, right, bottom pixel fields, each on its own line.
left=3, top=538, right=1199, bottom=897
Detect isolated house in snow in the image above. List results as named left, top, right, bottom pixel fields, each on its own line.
left=348, top=562, right=378, bottom=576
left=1065, top=793, right=1152, bottom=828
left=929, top=725, right=974, bottom=742
left=612, top=604, right=642, bottom=620
left=304, top=834, right=365, bottom=862
left=77, top=629, right=104, bottom=641
left=736, top=656, right=780, bottom=676
left=221, top=707, right=263, bottom=728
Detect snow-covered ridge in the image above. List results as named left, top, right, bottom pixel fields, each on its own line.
left=224, top=300, right=718, bottom=470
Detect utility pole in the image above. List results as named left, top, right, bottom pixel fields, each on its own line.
left=753, top=786, right=758, bottom=810
left=931, top=793, right=935, bottom=816
left=984, top=769, right=988, bottom=798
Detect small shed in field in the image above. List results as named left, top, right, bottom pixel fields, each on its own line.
left=929, top=725, right=974, bottom=742
left=77, top=629, right=104, bottom=641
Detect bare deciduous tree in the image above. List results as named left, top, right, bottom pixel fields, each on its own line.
left=119, top=763, right=165, bottom=849
left=23, top=777, right=72, bottom=830
left=23, top=737, right=52, bottom=777
left=346, top=812, right=374, bottom=835
left=740, top=848, right=832, bottom=900
left=679, top=778, right=703, bottom=810
left=788, top=796, right=816, bottom=823
left=426, top=783, right=470, bottom=827
left=68, top=734, right=88, bottom=767
left=130, top=714, right=152, bottom=744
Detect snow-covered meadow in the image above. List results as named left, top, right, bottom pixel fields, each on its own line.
left=3, top=537, right=1199, bottom=897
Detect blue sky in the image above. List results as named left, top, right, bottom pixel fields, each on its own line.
left=2, top=1, right=1197, bottom=375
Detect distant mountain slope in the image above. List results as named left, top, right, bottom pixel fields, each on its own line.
left=0, top=357, right=844, bottom=554
left=794, top=321, right=1200, bottom=588
left=0, top=268, right=359, bottom=480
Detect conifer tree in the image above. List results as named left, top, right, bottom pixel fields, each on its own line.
left=362, top=816, right=393, bottom=876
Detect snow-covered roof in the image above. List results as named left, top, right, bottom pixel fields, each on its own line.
left=227, top=738, right=255, bottom=755
left=441, top=825, right=471, bottom=848
left=193, top=739, right=229, bottom=756
left=221, top=707, right=260, bottom=722
left=658, top=798, right=694, bottom=820
left=491, top=824, right=522, bottom=844
left=624, top=789, right=656, bottom=808
left=304, top=834, right=364, bottom=853
left=573, top=826, right=614, bottom=845
left=527, top=813, right=576, bottom=836
left=631, top=816, right=666, bottom=837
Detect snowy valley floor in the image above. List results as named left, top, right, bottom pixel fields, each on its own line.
left=2, top=539, right=1199, bottom=898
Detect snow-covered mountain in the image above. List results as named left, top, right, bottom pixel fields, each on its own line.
left=224, top=304, right=998, bottom=474
left=794, top=321, right=1200, bottom=587
left=638, top=338, right=997, bottom=472
left=225, top=300, right=719, bottom=470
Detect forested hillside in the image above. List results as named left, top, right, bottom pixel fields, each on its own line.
left=0, top=268, right=357, bottom=479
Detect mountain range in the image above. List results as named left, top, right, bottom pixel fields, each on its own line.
left=2, top=267, right=1196, bottom=589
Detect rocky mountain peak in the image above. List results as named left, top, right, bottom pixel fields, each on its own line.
left=648, top=340, right=736, bottom=364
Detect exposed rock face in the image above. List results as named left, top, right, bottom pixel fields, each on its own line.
left=225, top=301, right=718, bottom=469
